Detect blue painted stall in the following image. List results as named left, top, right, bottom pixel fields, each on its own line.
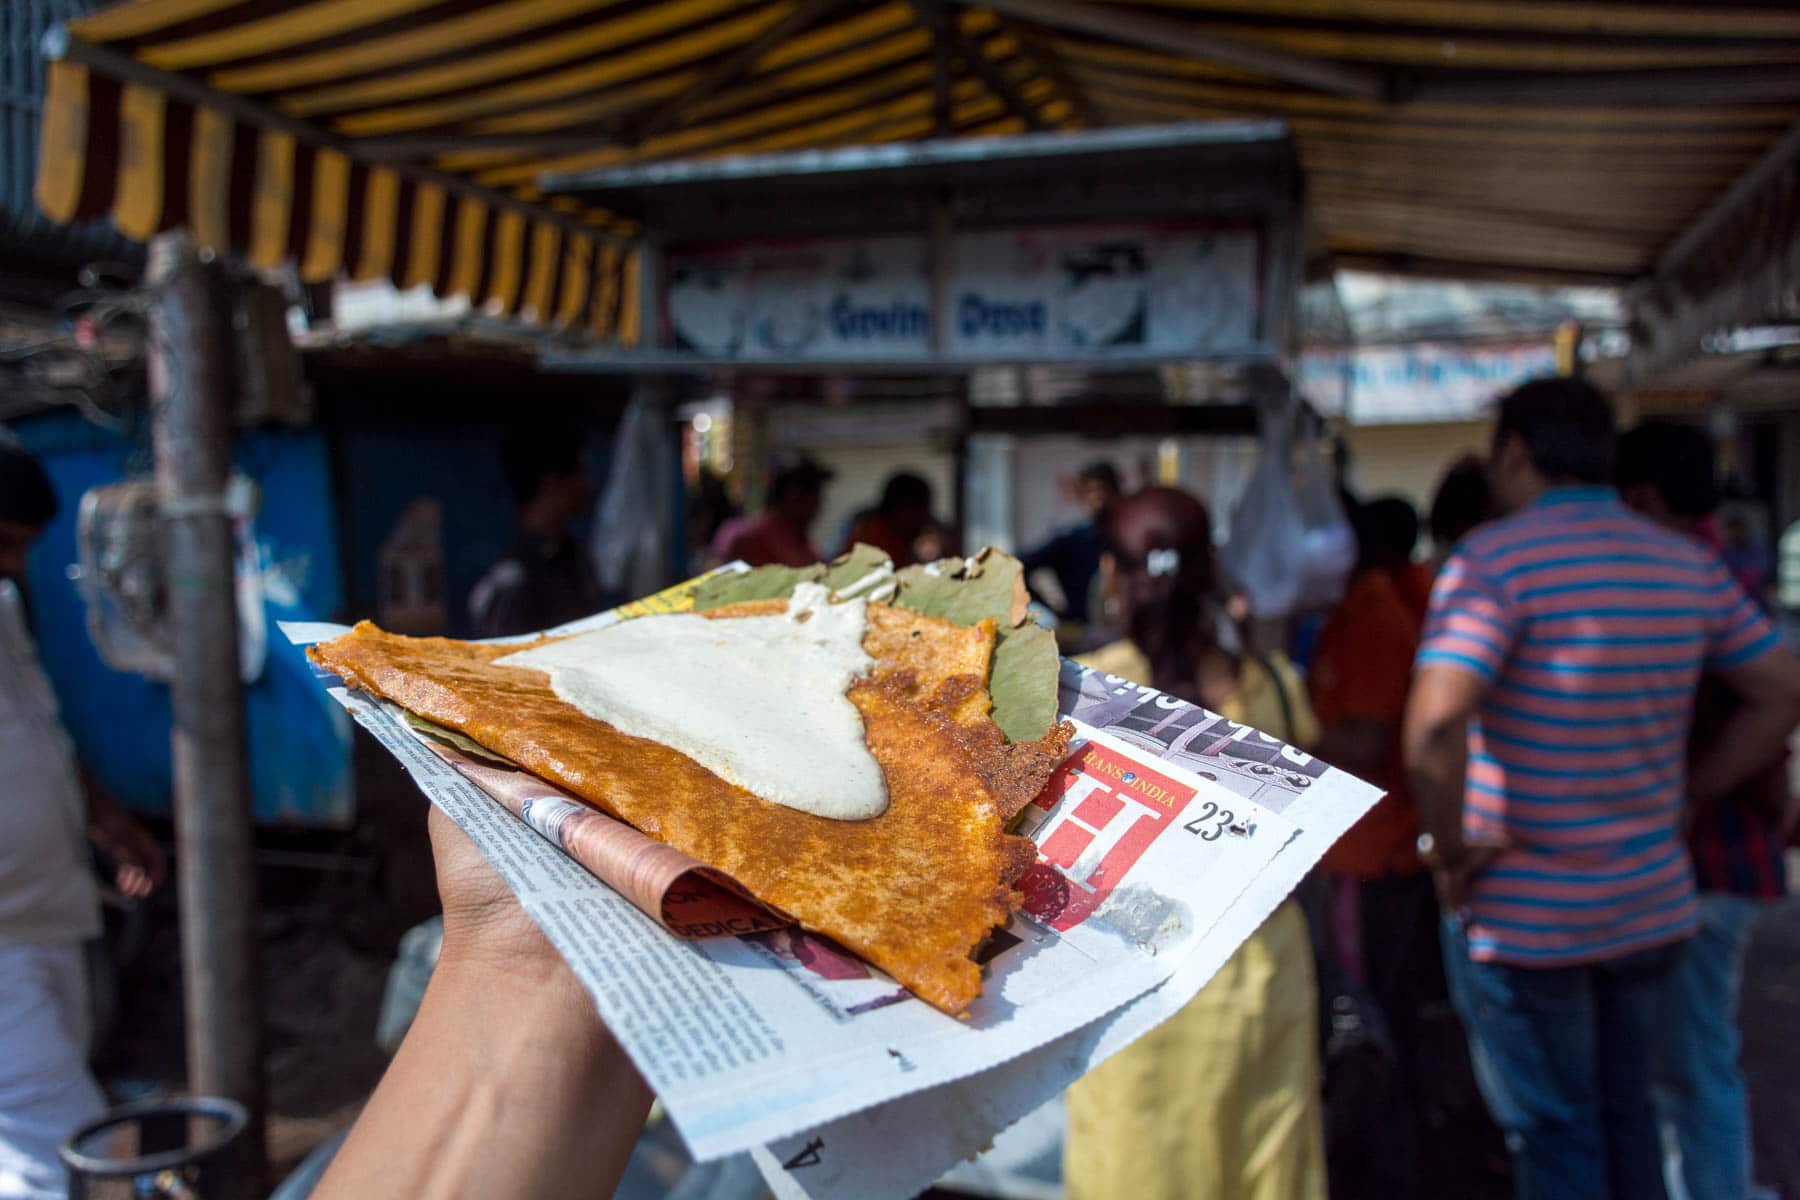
left=15, top=412, right=354, bottom=828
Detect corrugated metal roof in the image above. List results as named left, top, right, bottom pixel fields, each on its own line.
left=23, top=0, right=1800, bottom=340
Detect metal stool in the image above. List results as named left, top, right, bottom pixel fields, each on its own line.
left=60, top=1096, right=252, bottom=1200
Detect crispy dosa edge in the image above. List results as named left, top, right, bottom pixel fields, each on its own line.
left=308, top=606, right=1071, bottom=1014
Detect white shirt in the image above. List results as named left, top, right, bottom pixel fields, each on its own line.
left=0, top=581, right=99, bottom=945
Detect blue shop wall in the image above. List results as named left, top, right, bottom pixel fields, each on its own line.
left=14, top=412, right=353, bottom=827
left=336, top=426, right=516, bottom=640
left=331, top=415, right=618, bottom=638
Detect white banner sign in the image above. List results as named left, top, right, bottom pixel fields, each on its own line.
left=1300, top=341, right=1556, bottom=424
left=663, top=225, right=1261, bottom=362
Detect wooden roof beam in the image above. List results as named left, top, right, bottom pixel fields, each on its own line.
left=929, top=2, right=954, bottom=133
left=910, top=1, right=1050, bottom=131
left=1652, top=119, right=1800, bottom=280
left=632, top=0, right=851, bottom=144
left=1412, top=65, right=1800, bottom=109
left=1327, top=252, right=1633, bottom=288
left=359, top=128, right=624, bottom=160
left=1624, top=118, right=1800, bottom=382
left=993, top=15, right=1098, bottom=128
left=973, top=0, right=1388, bottom=100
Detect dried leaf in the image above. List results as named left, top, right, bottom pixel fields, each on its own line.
left=988, top=622, right=1060, bottom=743
left=693, top=546, right=1058, bottom=743
left=893, top=550, right=1057, bottom=743
left=692, top=544, right=896, bottom=611
left=692, top=563, right=819, bottom=610
left=403, top=711, right=514, bottom=766
left=819, top=544, right=898, bottom=598
left=892, top=553, right=1021, bottom=631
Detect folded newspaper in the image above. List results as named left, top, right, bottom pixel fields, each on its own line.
left=288, top=567, right=1381, bottom=1199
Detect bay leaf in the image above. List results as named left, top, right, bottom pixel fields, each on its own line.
left=692, top=545, right=1058, bottom=743
left=691, top=563, right=821, bottom=610
left=987, top=622, right=1060, bottom=743
left=692, top=544, right=897, bottom=611
left=893, top=550, right=1056, bottom=743
left=819, top=543, right=897, bottom=597
left=891, top=549, right=1027, bottom=631
left=402, top=711, right=515, bottom=766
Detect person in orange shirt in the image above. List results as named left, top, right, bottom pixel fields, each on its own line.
left=1313, top=497, right=1426, bottom=877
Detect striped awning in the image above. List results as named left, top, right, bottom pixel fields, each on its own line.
left=33, top=8, right=661, bottom=341
left=28, top=0, right=1096, bottom=344
left=25, top=0, right=1800, bottom=333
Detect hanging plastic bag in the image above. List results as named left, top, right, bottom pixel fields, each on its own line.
left=1221, top=404, right=1356, bottom=620
left=591, top=396, right=675, bottom=601
left=1291, top=438, right=1357, bottom=612
left=1220, top=422, right=1308, bottom=620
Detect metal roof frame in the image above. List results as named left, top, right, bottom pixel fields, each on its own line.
left=543, top=116, right=1288, bottom=194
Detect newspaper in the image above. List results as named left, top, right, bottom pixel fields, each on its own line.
left=752, top=663, right=1384, bottom=1199
left=420, top=740, right=788, bottom=939
left=287, top=581, right=1382, bottom=1181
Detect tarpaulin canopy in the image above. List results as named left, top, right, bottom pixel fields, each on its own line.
left=25, top=0, right=1800, bottom=354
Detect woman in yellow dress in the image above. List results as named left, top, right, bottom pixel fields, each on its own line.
left=1064, top=486, right=1325, bottom=1200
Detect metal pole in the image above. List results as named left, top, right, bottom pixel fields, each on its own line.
left=145, top=232, right=265, bottom=1197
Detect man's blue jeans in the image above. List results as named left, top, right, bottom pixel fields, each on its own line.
left=1442, top=916, right=1681, bottom=1200
left=1652, top=893, right=1762, bottom=1200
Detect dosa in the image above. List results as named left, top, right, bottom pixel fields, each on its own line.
left=309, top=601, right=1071, bottom=1014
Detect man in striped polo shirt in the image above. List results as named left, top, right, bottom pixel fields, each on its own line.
left=1402, top=378, right=1800, bottom=1200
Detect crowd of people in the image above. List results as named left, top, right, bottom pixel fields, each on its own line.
left=4, top=373, right=1799, bottom=1200
left=619, top=376, right=1800, bottom=1200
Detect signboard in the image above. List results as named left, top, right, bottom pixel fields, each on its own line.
left=1299, top=341, right=1556, bottom=424
left=662, top=225, right=1262, bottom=362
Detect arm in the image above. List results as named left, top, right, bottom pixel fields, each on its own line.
left=1689, top=643, right=1800, bottom=809
left=1403, top=548, right=1517, bottom=905
left=1403, top=664, right=1504, bottom=907
left=82, top=766, right=165, bottom=899
left=314, top=808, right=652, bottom=1199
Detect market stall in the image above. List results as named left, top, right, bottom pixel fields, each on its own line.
left=537, top=120, right=1306, bottom=586
left=19, top=5, right=1800, bottom=1194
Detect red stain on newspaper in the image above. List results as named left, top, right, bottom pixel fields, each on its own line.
left=1013, top=739, right=1196, bottom=932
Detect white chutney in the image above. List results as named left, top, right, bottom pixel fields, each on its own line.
left=495, top=582, right=886, bottom=820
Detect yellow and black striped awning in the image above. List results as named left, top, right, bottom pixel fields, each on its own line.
left=28, top=0, right=1090, bottom=341
left=27, top=0, right=1800, bottom=297
left=37, top=64, right=638, bottom=339
left=35, top=4, right=682, bottom=341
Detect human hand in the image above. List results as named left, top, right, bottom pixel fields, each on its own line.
left=428, top=804, right=569, bottom=983
left=90, top=807, right=167, bottom=899
left=315, top=806, right=652, bottom=1200
left=1418, top=832, right=1506, bottom=912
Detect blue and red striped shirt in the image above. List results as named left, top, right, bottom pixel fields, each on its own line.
left=1419, top=486, right=1781, bottom=966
